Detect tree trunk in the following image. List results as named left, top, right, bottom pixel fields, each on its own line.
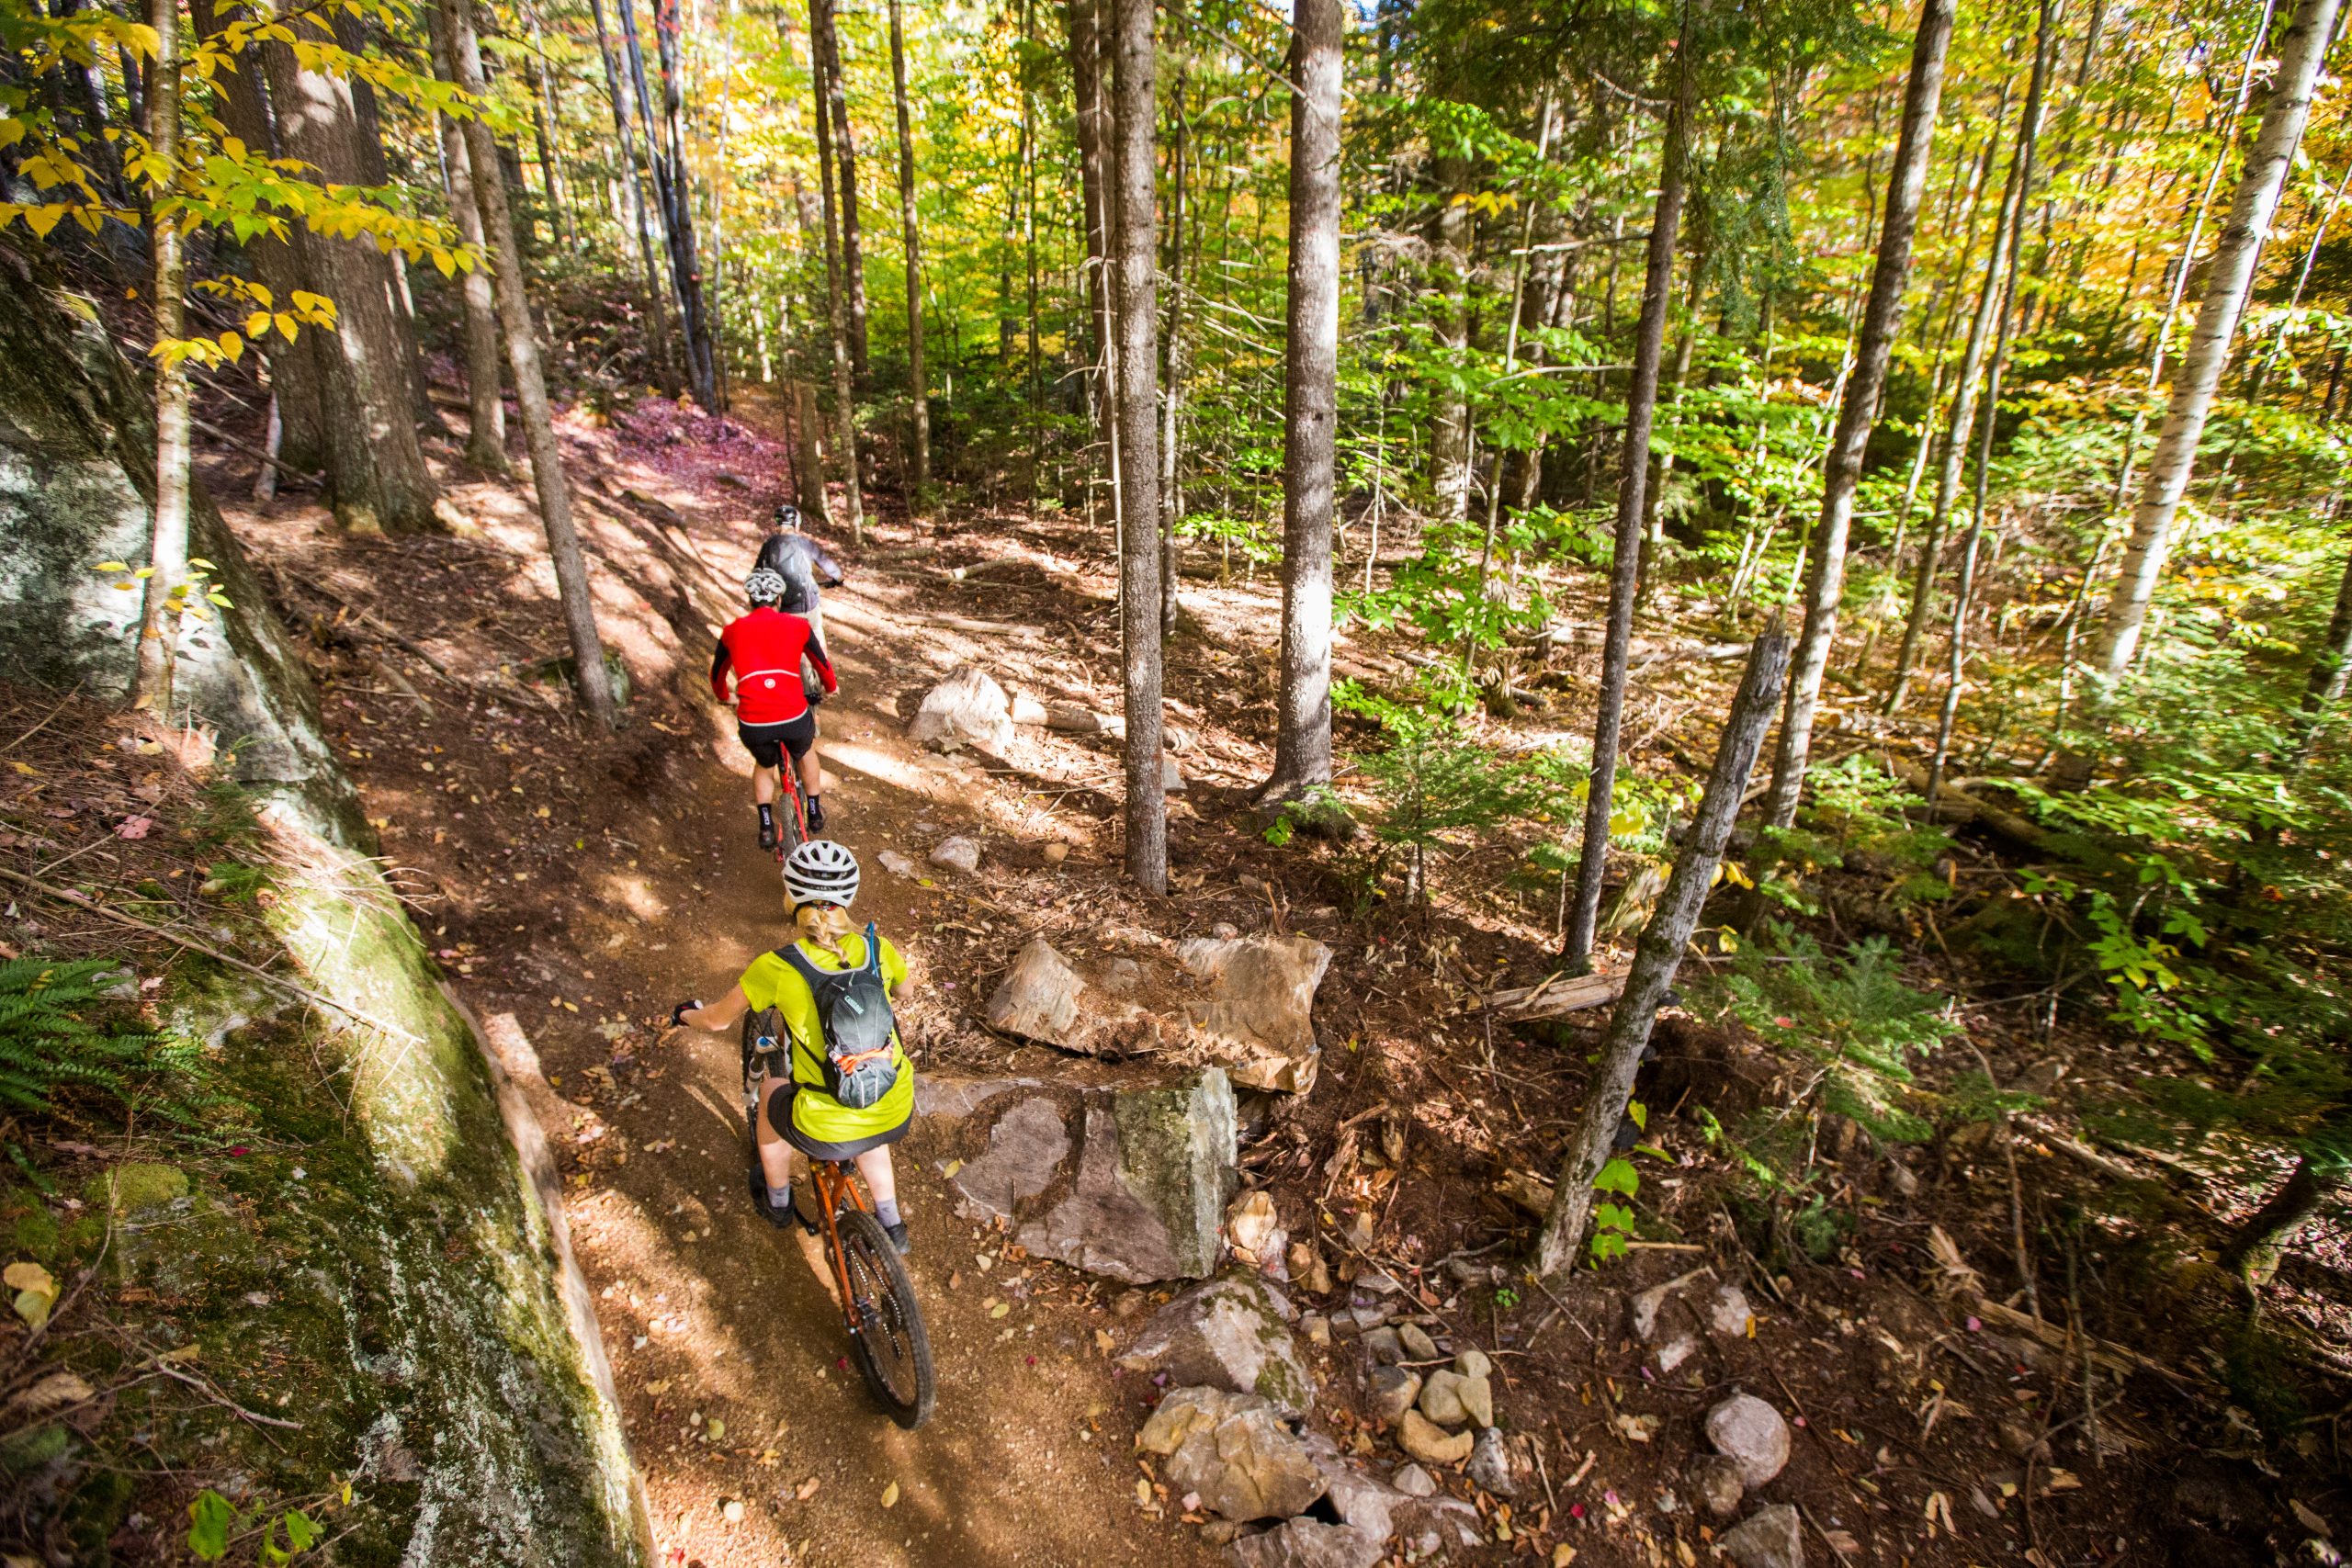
left=1885, top=87, right=2026, bottom=712
left=586, top=0, right=679, bottom=397
left=1561, top=62, right=1690, bottom=969
left=1760, top=0, right=1955, bottom=827
left=793, top=379, right=830, bottom=524
left=888, top=0, right=928, bottom=504
left=436, top=0, right=619, bottom=728
left=1429, top=158, right=1474, bottom=520
left=335, top=6, right=444, bottom=440
left=1070, top=0, right=1118, bottom=540
left=810, top=0, right=865, bottom=542
left=136, top=0, right=188, bottom=714
left=1110, top=0, right=1166, bottom=896
left=1264, top=0, right=1341, bottom=801
left=814, top=0, right=870, bottom=383
left=621, top=0, right=716, bottom=407
left=1534, top=632, right=1790, bottom=1279
left=654, top=0, right=720, bottom=407
left=1159, top=48, right=1188, bottom=638
left=2089, top=0, right=2341, bottom=681
left=1929, top=0, right=2056, bottom=803
left=261, top=0, right=440, bottom=535
left=2220, top=1116, right=2351, bottom=1278
left=186, top=0, right=333, bottom=479
left=428, top=16, right=510, bottom=472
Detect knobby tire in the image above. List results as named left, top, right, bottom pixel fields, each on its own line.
left=836, top=1205, right=934, bottom=1428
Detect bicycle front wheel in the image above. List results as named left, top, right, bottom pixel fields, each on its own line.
left=836, top=1207, right=934, bottom=1428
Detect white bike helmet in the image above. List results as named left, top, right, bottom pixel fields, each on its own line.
left=784, top=840, right=859, bottom=908
left=745, top=568, right=788, bottom=607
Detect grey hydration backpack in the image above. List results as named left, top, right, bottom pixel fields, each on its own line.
left=778, top=923, right=899, bottom=1110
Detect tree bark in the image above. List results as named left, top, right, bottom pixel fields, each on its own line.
left=620, top=0, right=716, bottom=407
left=436, top=0, right=619, bottom=728
left=186, top=0, right=332, bottom=479
left=428, top=16, right=510, bottom=472
left=1760, top=0, right=1955, bottom=827
left=813, top=0, right=870, bottom=382
left=1562, top=60, right=1690, bottom=969
left=135, top=0, right=188, bottom=714
left=1928, top=0, right=2055, bottom=803
left=793, top=379, right=830, bottom=524
left=1534, top=632, right=1790, bottom=1279
left=888, top=0, right=928, bottom=503
left=1159, top=47, right=1187, bottom=637
left=809, top=0, right=866, bottom=542
left=587, top=0, right=680, bottom=397
left=261, top=0, right=441, bottom=535
left=1429, top=157, right=1474, bottom=520
left=1264, top=0, right=1341, bottom=800
left=2220, top=1113, right=2351, bottom=1277
left=1110, top=0, right=1166, bottom=895
left=1070, top=0, right=1119, bottom=540
left=2089, top=0, right=2341, bottom=681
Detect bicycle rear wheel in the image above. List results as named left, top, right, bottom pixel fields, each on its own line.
left=775, top=785, right=807, bottom=863
left=836, top=1207, right=934, bottom=1428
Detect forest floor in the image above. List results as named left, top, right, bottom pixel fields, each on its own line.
left=157, top=375, right=2352, bottom=1567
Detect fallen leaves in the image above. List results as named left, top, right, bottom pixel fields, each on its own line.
left=113, top=816, right=153, bottom=840
left=6, top=1260, right=57, bottom=1330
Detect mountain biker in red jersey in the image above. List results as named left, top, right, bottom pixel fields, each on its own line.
left=713, top=569, right=838, bottom=848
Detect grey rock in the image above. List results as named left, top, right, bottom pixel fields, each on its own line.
left=1706, top=1393, right=1792, bottom=1489
left=1417, top=1370, right=1469, bottom=1427
left=876, top=849, right=919, bottom=877
left=1716, top=1504, right=1805, bottom=1568
left=981, top=937, right=1158, bottom=1058
left=1120, top=1273, right=1314, bottom=1416
left=1453, top=1348, right=1492, bottom=1381
left=908, top=665, right=1015, bottom=753
left=1174, top=934, right=1334, bottom=1094
left=1300, top=1314, right=1331, bottom=1347
left=928, top=835, right=982, bottom=874
left=926, top=1069, right=1236, bottom=1281
left=1686, top=1452, right=1746, bottom=1517
left=1707, top=1283, right=1754, bottom=1338
left=1357, top=1324, right=1401, bottom=1359
left=1164, top=755, right=1188, bottom=794
left=1227, top=1520, right=1384, bottom=1568
left=1368, top=1366, right=1421, bottom=1424
left=1298, top=1431, right=1401, bottom=1540
left=1656, top=1334, right=1700, bottom=1375
left=1389, top=1463, right=1436, bottom=1498
left=1136, top=1387, right=1326, bottom=1522
left=1396, top=1323, right=1440, bottom=1362
left=1466, top=1428, right=1518, bottom=1498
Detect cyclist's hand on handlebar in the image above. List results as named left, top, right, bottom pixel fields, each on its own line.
left=670, top=1000, right=701, bottom=1028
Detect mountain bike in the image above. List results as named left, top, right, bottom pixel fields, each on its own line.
left=741, top=1022, right=934, bottom=1429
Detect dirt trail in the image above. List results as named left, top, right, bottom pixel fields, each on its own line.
left=217, top=389, right=1238, bottom=1568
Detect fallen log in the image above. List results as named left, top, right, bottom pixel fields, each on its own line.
left=1472, top=967, right=1628, bottom=1019
left=1886, top=759, right=2051, bottom=850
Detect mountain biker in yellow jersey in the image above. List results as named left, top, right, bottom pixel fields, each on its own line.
left=670, top=841, right=915, bottom=1254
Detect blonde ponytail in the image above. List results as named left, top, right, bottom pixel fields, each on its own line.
left=795, top=901, right=856, bottom=962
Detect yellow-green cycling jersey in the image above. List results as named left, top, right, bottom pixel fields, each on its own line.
left=740, top=931, right=915, bottom=1151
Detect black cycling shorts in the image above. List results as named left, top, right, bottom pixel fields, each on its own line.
left=768, top=1084, right=912, bottom=1161
left=738, top=711, right=816, bottom=770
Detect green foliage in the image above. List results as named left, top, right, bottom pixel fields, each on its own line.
left=188, top=1489, right=320, bottom=1564
left=1709, top=922, right=1958, bottom=1149
left=0, top=957, right=203, bottom=1122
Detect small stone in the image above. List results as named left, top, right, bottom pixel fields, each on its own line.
left=1369, top=1366, right=1422, bottom=1424
left=1358, top=1325, right=1401, bottom=1361
left=1456, top=1374, right=1494, bottom=1430
left=1656, top=1334, right=1700, bottom=1375
left=1163, top=756, right=1186, bottom=793
left=1398, top=1409, right=1474, bottom=1467
left=1705, top=1393, right=1792, bottom=1489
left=1687, top=1453, right=1746, bottom=1517
left=1453, top=1348, right=1492, bottom=1381
left=1390, top=1463, right=1437, bottom=1499
left=1227, top=1190, right=1282, bottom=1259
left=877, top=850, right=918, bottom=877
left=722, top=1499, right=745, bottom=1524
left=929, top=836, right=982, bottom=874
left=1043, top=841, right=1069, bottom=863
left=1885, top=1160, right=1920, bottom=1199
left=1417, top=1370, right=1469, bottom=1427
left=1301, top=1314, right=1331, bottom=1347
left=1466, top=1427, right=1518, bottom=1498
left=1397, top=1323, right=1440, bottom=1362
left=1707, top=1284, right=1753, bottom=1338
left=1716, top=1503, right=1805, bottom=1568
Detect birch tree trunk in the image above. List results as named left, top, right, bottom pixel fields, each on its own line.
left=1562, top=62, right=1690, bottom=969
left=586, top=0, right=679, bottom=398
left=1760, top=0, right=1955, bottom=827
left=1110, top=0, right=1166, bottom=895
left=1265, top=0, right=1342, bottom=802
left=436, top=0, right=619, bottom=728
left=1159, top=48, right=1187, bottom=637
left=888, top=0, right=929, bottom=503
left=135, top=0, right=188, bottom=714
left=810, top=3, right=866, bottom=542
left=427, top=17, right=510, bottom=472
left=1428, top=159, right=1474, bottom=520
left=2089, top=0, right=2342, bottom=681
left=1070, top=0, right=1118, bottom=540
left=1534, top=632, right=1790, bottom=1279
left=652, top=0, right=720, bottom=408
left=815, top=0, right=870, bottom=383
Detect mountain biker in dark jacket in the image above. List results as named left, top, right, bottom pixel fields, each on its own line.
left=756, top=504, right=846, bottom=649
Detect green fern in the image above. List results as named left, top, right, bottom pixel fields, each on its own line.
left=0, top=957, right=204, bottom=1120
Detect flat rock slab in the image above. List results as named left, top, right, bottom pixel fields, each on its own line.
left=1119, top=1273, right=1314, bottom=1416
left=1137, top=1387, right=1327, bottom=1523
left=917, top=1070, right=1236, bottom=1282
left=1717, top=1503, right=1805, bottom=1568
left=983, top=935, right=1159, bottom=1058
left=907, top=664, right=1014, bottom=754
left=1174, top=933, right=1333, bottom=1093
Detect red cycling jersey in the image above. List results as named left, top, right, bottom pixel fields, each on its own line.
left=711, top=607, right=838, bottom=724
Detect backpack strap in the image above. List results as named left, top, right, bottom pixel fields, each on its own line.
left=862, top=921, right=883, bottom=976
left=775, top=942, right=828, bottom=988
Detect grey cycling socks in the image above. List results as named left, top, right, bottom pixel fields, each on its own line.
left=876, top=1197, right=902, bottom=1227
left=767, top=1182, right=792, bottom=1212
